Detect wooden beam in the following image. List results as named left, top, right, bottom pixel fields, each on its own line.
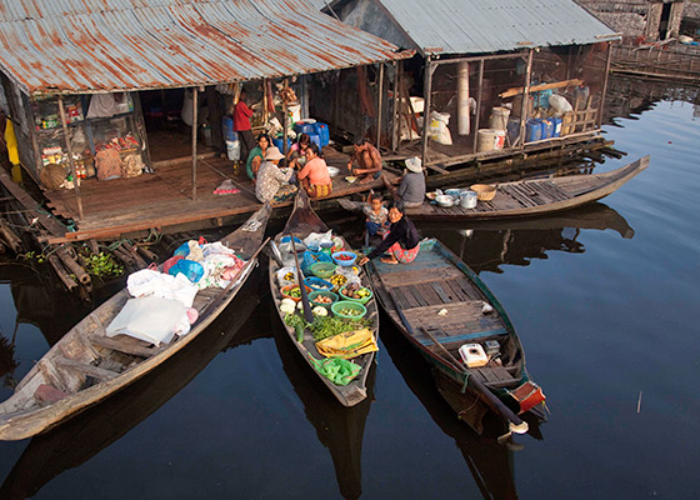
left=421, top=56, right=434, bottom=169
left=191, top=87, right=199, bottom=201
left=58, top=96, right=84, bottom=220
left=500, top=78, right=584, bottom=99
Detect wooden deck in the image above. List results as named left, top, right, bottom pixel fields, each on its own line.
left=42, top=150, right=398, bottom=243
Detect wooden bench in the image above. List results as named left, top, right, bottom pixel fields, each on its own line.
left=54, top=356, right=120, bottom=382
left=470, top=366, right=520, bottom=388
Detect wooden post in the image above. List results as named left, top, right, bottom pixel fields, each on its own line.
left=132, top=92, right=152, bottom=170
left=283, top=78, right=289, bottom=156
left=191, top=87, right=198, bottom=201
left=421, top=56, right=434, bottom=168
left=472, top=58, right=484, bottom=153
left=57, top=95, right=84, bottom=220
left=391, top=61, right=400, bottom=153
left=376, top=62, right=385, bottom=149
left=598, top=41, right=613, bottom=129
left=518, top=49, right=534, bottom=149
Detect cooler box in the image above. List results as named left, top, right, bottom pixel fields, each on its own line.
left=315, top=122, right=330, bottom=147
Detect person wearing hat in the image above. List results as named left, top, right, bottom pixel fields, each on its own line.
left=255, top=146, right=298, bottom=203
left=380, top=156, right=425, bottom=208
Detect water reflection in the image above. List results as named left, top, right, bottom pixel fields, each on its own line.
left=0, top=274, right=266, bottom=499
left=418, top=202, right=634, bottom=273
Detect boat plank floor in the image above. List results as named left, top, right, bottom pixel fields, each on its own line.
left=53, top=357, right=120, bottom=382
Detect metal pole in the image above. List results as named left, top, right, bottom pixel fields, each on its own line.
left=191, top=87, right=198, bottom=201
left=421, top=56, right=434, bottom=168
left=57, top=96, right=84, bottom=220
left=598, top=41, right=613, bottom=129
left=472, top=58, right=484, bottom=152
left=391, top=60, right=400, bottom=153
left=518, top=49, right=534, bottom=150
left=376, top=62, right=385, bottom=148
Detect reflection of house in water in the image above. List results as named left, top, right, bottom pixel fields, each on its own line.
left=604, top=75, right=700, bottom=123
left=419, top=202, right=635, bottom=274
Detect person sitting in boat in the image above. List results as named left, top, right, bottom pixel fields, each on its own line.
left=255, top=146, right=298, bottom=204
left=347, top=138, right=383, bottom=184
left=358, top=200, right=420, bottom=265
left=246, top=133, right=271, bottom=182
left=298, top=143, right=333, bottom=198
left=380, top=156, right=425, bottom=208
left=363, top=192, right=389, bottom=239
left=287, top=133, right=311, bottom=163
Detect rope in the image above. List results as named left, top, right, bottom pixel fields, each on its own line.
left=461, top=371, right=471, bottom=394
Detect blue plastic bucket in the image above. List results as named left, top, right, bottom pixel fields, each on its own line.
left=525, top=119, right=542, bottom=142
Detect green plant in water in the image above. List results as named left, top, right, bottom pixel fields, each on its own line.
left=84, top=252, right=124, bottom=278
left=17, top=251, right=46, bottom=264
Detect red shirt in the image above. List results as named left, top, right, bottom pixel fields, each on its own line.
left=233, top=100, right=253, bottom=131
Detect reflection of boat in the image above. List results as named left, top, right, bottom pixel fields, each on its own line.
left=340, top=156, right=648, bottom=221
left=272, top=317, right=375, bottom=500
left=380, top=319, right=535, bottom=500
left=0, top=204, right=271, bottom=441
left=368, top=239, right=546, bottom=435
left=269, top=192, right=377, bottom=407
left=0, top=282, right=264, bottom=500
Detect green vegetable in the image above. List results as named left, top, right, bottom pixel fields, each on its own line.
left=308, top=316, right=373, bottom=342
left=295, top=324, right=305, bottom=343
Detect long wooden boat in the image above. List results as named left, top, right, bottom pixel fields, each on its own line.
left=340, top=156, right=648, bottom=221
left=269, top=191, right=378, bottom=407
left=0, top=204, right=272, bottom=441
left=366, top=238, right=546, bottom=434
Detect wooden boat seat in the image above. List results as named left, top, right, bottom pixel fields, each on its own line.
left=89, top=335, right=163, bottom=358
left=470, top=366, right=521, bottom=388
left=53, top=356, right=120, bottom=382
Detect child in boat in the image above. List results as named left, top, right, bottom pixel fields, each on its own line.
left=363, top=192, right=389, bottom=239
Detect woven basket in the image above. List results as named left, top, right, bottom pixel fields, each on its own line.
left=470, top=184, right=497, bottom=201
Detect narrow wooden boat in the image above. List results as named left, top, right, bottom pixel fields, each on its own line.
left=0, top=204, right=272, bottom=441
left=269, top=191, right=378, bottom=407
left=340, top=156, right=649, bottom=221
left=366, top=239, right=546, bottom=434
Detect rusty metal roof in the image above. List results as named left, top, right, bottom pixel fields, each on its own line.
left=0, top=0, right=406, bottom=96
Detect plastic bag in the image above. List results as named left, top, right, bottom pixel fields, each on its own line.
left=302, top=250, right=332, bottom=276
left=303, top=231, right=333, bottom=251
left=106, top=296, right=187, bottom=345
left=168, top=259, right=205, bottom=283
left=549, top=94, right=572, bottom=116
left=162, top=255, right=184, bottom=275
left=276, top=267, right=298, bottom=287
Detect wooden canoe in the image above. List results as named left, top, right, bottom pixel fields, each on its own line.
left=366, top=239, right=546, bottom=434
left=340, top=156, right=649, bottom=221
left=0, top=203, right=272, bottom=441
left=269, top=191, right=378, bottom=407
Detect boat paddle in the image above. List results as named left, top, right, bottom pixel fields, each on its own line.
left=289, top=233, right=314, bottom=324
left=368, top=261, right=528, bottom=435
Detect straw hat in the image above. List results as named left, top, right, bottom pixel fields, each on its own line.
left=264, top=146, right=285, bottom=161
left=405, top=157, right=423, bottom=173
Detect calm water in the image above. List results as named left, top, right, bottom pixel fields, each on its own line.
left=1, top=98, right=699, bottom=499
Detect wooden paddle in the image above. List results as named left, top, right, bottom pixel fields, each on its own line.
left=289, top=233, right=314, bottom=324
left=369, top=262, right=528, bottom=434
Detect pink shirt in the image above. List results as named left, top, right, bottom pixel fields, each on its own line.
left=298, top=157, right=331, bottom=186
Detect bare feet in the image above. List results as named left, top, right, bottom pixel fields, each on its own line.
left=359, top=175, right=373, bottom=184
left=380, top=256, right=399, bottom=265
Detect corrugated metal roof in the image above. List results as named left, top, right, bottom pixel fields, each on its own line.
left=374, top=0, right=620, bottom=55
left=0, top=0, right=406, bottom=95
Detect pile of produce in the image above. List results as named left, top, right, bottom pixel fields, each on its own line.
left=340, top=282, right=371, bottom=300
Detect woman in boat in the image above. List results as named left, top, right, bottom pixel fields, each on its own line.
left=246, top=133, right=271, bottom=182
left=298, top=143, right=333, bottom=198
left=358, top=200, right=420, bottom=265
left=255, top=146, right=298, bottom=203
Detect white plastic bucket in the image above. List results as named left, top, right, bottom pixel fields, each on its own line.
left=477, top=129, right=496, bottom=152
left=226, top=140, right=240, bottom=161
left=489, top=106, right=511, bottom=131
left=460, top=190, right=478, bottom=209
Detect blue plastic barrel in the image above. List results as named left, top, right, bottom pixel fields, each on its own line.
left=309, top=134, right=321, bottom=147
left=551, top=117, right=562, bottom=137
left=540, top=119, right=554, bottom=139
left=315, top=122, right=330, bottom=147
left=293, top=121, right=317, bottom=136
left=525, top=119, right=542, bottom=142
left=273, top=136, right=290, bottom=151
left=222, top=116, right=236, bottom=142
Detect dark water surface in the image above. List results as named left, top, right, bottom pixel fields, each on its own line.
left=1, top=99, right=699, bottom=499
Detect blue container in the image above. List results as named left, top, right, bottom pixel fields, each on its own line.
left=293, top=121, right=317, bottom=136
left=507, top=118, right=520, bottom=145
left=551, top=117, right=562, bottom=137
left=540, top=118, right=554, bottom=140
left=533, top=89, right=553, bottom=109
left=525, top=119, right=542, bottom=143
left=222, top=117, right=237, bottom=142
left=315, top=122, right=330, bottom=147
left=309, top=134, right=321, bottom=147
left=273, top=136, right=290, bottom=151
